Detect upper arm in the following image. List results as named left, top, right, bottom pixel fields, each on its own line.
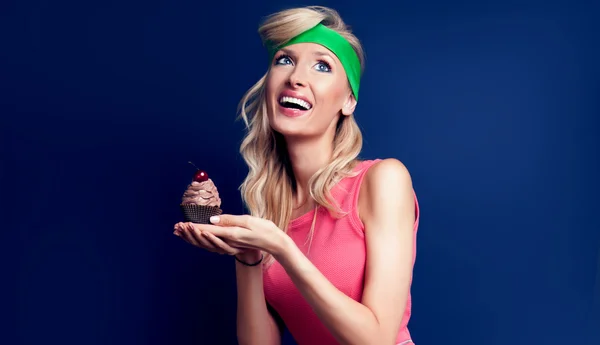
left=358, top=158, right=416, bottom=342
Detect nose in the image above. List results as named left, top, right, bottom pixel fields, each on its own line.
left=287, top=66, right=307, bottom=88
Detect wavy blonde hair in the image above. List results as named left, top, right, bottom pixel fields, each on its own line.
left=237, top=6, right=366, bottom=267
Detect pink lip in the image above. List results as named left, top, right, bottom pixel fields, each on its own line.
left=278, top=90, right=312, bottom=106
left=278, top=104, right=309, bottom=117
left=277, top=90, right=313, bottom=118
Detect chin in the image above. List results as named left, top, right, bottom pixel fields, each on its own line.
left=268, top=107, right=309, bottom=134
left=270, top=120, right=307, bottom=138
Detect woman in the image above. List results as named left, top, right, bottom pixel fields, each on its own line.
left=174, top=6, right=419, bottom=345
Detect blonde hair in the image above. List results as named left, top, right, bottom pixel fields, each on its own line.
left=237, top=6, right=365, bottom=267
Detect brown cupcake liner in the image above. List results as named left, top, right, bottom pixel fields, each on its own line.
left=180, top=204, right=223, bottom=224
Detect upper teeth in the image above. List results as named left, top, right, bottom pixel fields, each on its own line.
left=280, top=96, right=311, bottom=110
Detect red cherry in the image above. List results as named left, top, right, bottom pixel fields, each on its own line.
left=188, top=161, right=209, bottom=182
left=193, top=170, right=209, bottom=182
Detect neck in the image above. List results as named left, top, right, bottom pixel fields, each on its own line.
left=285, top=135, right=333, bottom=206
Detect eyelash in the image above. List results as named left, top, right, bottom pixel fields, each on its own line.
left=274, top=54, right=332, bottom=72
left=274, top=54, right=292, bottom=65
left=317, top=60, right=332, bottom=72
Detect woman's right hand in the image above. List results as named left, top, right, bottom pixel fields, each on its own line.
left=174, top=221, right=247, bottom=256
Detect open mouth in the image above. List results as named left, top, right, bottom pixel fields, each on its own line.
left=278, top=96, right=313, bottom=111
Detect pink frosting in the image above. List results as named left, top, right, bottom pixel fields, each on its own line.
left=181, top=179, right=221, bottom=207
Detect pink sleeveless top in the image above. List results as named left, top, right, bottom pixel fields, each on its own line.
left=263, top=159, right=420, bottom=345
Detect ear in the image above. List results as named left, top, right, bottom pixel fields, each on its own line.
left=341, top=92, right=357, bottom=116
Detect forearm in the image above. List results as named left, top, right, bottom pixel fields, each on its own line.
left=275, top=241, right=388, bottom=345
left=235, top=252, right=280, bottom=345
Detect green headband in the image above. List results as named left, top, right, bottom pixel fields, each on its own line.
left=266, top=23, right=362, bottom=100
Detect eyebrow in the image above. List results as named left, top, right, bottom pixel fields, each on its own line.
left=280, top=48, right=335, bottom=61
left=312, top=51, right=335, bottom=60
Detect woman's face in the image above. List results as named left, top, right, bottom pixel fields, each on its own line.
left=265, top=42, right=356, bottom=140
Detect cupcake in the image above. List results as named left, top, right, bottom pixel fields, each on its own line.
left=180, top=164, right=223, bottom=224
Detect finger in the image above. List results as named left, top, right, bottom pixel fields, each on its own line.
left=178, top=224, right=201, bottom=247
left=183, top=223, right=223, bottom=252
left=210, top=214, right=254, bottom=229
left=188, top=223, right=235, bottom=254
left=202, top=232, right=243, bottom=255
left=201, top=225, right=245, bottom=241
left=174, top=222, right=189, bottom=237
left=190, top=221, right=252, bottom=243
left=188, top=227, right=224, bottom=254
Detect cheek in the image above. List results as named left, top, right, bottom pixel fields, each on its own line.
left=266, top=70, right=286, bottom=95
left=265, top=76, right=276, bottom=99
left=265, top=74, right=280, bottom=116
left=314, top=80, right=347, bottom=111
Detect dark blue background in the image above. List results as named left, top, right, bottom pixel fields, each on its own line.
left=2, top=0, right=599, bottom=344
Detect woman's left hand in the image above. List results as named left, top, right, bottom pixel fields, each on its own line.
left=194, top=214, right=290, bottom=257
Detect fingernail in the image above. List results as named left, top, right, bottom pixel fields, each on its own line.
left=173, top=230, right=180, bottom=236
left=210, top=216, right=220, bottom=224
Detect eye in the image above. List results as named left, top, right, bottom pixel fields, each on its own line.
left=315, top=60, right=332, bottom=73
left=274, top=54, right=293, bottom=65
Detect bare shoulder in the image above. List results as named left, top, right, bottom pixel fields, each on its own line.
left=362, top=158, right=413, bottom=202
left=365, top=158, right=412, bottom=186
left=358, top=158, right=414, bottom=226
